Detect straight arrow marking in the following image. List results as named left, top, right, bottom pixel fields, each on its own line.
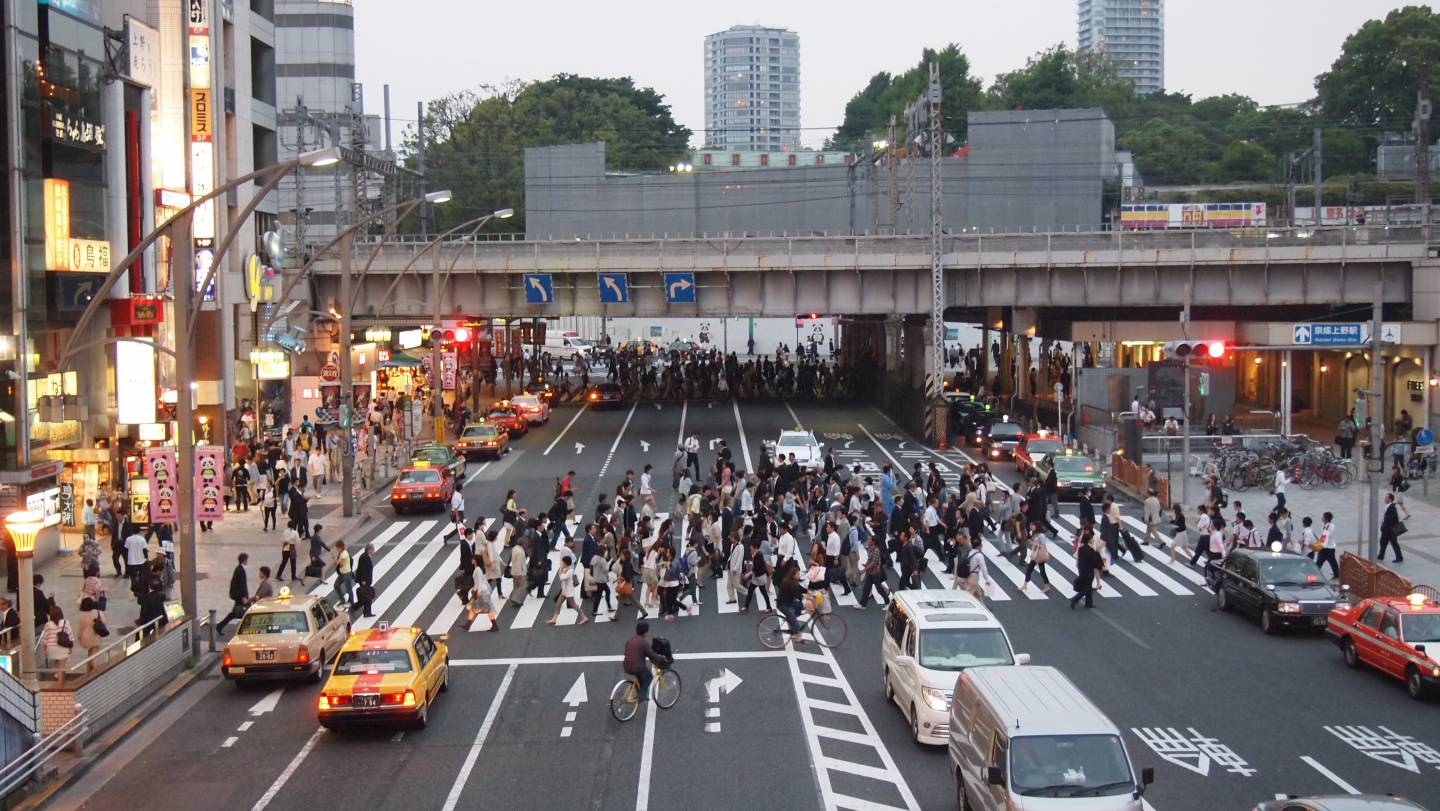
left=575, top=442, right=585, bottom=454
left=249, top=687, right=285, bottom=716
left=563, top=673, right=588, bottom=707
left=640, top=440, right=651, bottom=453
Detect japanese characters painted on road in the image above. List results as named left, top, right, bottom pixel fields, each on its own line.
left=1326, top=725, right=1440, bottom=774
left=147, top=447, right=179, bottom=522
left=1131, top=726, right=1257, bottom=777
left=194, top=446, right=225, bottom=521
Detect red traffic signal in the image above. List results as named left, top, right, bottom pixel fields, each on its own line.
left=1204, top=341, right=1225, bottom=359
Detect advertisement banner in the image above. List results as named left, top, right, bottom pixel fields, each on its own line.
left=146, top=447, right=179, bottom=522
left=194, top=446, right=224, bottom=521
left=441, top=350, right=457, bottom=390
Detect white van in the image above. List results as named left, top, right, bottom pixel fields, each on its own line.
left=949, top=665, right=1153, bottom=811
left=882, top=591, right=1030, bottom=745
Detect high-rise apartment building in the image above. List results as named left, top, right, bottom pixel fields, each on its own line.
left=1077, top=0, right=1165, bottom=94
left=703, top=25, right=800, bottom=151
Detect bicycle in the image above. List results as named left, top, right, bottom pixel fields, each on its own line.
left=756, top=592, right=848, bottom=650
left=609, top=661, right=682, bottom=722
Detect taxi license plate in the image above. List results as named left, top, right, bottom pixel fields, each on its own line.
left=255, top=650, right=275, bottom=661
left=1311, top=616, right=1328, bottom=627
left=354, top=694, right=379, bottom=708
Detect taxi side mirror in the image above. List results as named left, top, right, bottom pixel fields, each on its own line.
left=1014, top=653, right=1031, bottom=665
left=437, top=634, right=450, bottom=644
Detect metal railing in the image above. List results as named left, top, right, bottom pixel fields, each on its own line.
left=33, top=617, right=166, bottom=686
left=0, top=706, right=87, bottom=800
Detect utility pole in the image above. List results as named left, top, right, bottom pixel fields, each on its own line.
left=1416, top=88, right=1432, bottom=230
left=927, top=61, right=946, bottom=444
left=887, top=115, right=899, bottom=234
left=417, top=101, right=430, bottom=239
left=1367, top=278, right=1384, bottom=560
left=1313, top=128, right=1323, bottom=225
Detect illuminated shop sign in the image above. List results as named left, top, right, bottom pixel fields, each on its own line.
left=43, top=178, right=113, bottom=272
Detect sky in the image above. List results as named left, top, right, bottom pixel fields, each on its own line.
left=354, top=0, right=1417, bottom=151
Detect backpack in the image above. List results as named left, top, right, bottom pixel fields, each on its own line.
left=956, top=549, right=973, bottom=578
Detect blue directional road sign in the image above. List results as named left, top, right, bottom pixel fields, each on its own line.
left=664, top=272, right=696, bottom=303
left=1292, top=322, right=1362, bottom=346
left=523, top=273, right=554, bottom=304
left=597, top=272, right=629, bottom=303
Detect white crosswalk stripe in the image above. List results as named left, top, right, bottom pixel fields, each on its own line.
left=1052, top=517, right=1157, bottom=596
left=355, top=525, right=450, bottom=630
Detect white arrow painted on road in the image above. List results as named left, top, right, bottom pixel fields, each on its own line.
left=563, top=673, right=588, bottom=707
left=709, top=438, right=720, bottom=451
left=527, top=276, right=550, bottom=301
left=654, top=403, right=662, bottom=411
left=640, top=440, right=651, bottom=453
left=575, top=442, right=585, bottom=454
left=899, top=441, right=907, bottom=449
left=708, top=401, right=715, bottom=409
left=249, top=687, right=285, bottom=716
left=668, top=278, right=692, bottom=298
left=705, top=668, right=743, bottom=703
left=844, top=440, right=854, bottom=449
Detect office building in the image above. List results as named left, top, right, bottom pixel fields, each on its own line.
left=703, top=25, right=800, bottom=151
left=1077, top=0, right=1165, bottom=94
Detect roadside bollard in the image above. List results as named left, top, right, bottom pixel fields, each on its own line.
left=207, top=609, right=217, bottom=652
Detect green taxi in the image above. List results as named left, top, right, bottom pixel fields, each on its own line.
left=410, top=443, right=467, bottom=480
left=1035, top=450, right=1107, bottom=502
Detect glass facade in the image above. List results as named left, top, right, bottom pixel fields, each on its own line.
left=702, top=25, right=800, bottom=151
left=1077, top=0, right=1165, bottom=94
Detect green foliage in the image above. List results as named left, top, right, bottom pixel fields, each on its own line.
left=829, top=44, right=985, bottom=151
left=1218, top=140, right=1276, bottom=181
left=1120, top=118, right=1217, bottom=184
left=404, top=75, right=691, bottom=230
left=1315, top=5, right=1440, bottom=128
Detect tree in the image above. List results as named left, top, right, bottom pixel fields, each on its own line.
left=989, top=46, right=1084, bottom=111
left=1315, top=5, right=1440, bottom=128
left=829, top=45, right=985, bottom=151
left=1322, top=127, right=1370, bottom=176
left=1217, top=140, right=1276, bottom=182
left=404, top=75, right=691, bottom=230
left=1119, top=118, right=1216, bottom=184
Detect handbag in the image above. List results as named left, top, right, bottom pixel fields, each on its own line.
left=97, top=591, right=108, bottom=611
left=358, top=584, right=377, bottom=603
left=1393, top=520, right=1409, bottom=536
left=617, top=579, right=635, bottom=598
left=1032, top=543, right=1051, bottom=563
left=56, top=622, right=75, bottom=650
left=93, top=615, right=111, bottom=638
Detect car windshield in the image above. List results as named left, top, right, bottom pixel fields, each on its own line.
left=990, top=423, right=1023, bottom=440
left=777, top=436, right=814, bottom=450
left=399, top=469, right=442, bottom=484
left=917, top=628, right=1015, bottom=671
left=1257, top=557, right=1325, bottom=587
left=1010, top=735, right=1133, bottom=797
left=1402, top=613, right=1440, bottom=643
left=238, top=611, right=308, bottom=635
left=513, top=397, right=539, bottom=407
left=1051, top=456, right=1098, bottom=475
left=412, top=448, right=448, bottom=464
left=486, top=410, right=512, bottom=419
left=333, top=648, right=413, bottom=675
left=1027, top=439, right=1065, bottom=456
left=463, top=425, right=498, bottom=439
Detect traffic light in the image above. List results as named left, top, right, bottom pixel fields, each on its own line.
left=1163, top=340, right=1227, bottom=360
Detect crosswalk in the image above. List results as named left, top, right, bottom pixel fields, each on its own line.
left=301, top=507, right=1222, bottom=635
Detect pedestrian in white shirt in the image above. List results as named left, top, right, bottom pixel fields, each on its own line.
left=725, top=540, right=744, bottom=604
left=954, top=537, right=992, bottom=600
left=124, top=530, right=149, bottom=587
left=1142, top=490, right=1163, bottom=547
left=1273, top=468, right=1288, bottom=514
left=450, top=489, right=466, bottom=536
left=639, top=464, right=655, bottom=509
left=776, top=525, right=798, bottom=575
left=1314, top=512, right=1340, bottom=578
left=1189, top=507, right=1213, bottom=567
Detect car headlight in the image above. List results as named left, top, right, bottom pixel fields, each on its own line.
left=1277, top=602, right=1301, bottom=614
left=921, top=686, right=950, bottom=711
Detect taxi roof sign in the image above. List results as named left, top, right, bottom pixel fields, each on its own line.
left=413, top=460, right=432, bottom=468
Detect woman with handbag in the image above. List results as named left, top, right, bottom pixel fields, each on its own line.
left=613, top=546, right=643, bottom=620
left=588, top=543, right=613, bottom=617
left=1020, top=522, right=1053, bottom=593
left=40, top=605, right=75, bottom=683
left=76, top=596, right=109, bottom=669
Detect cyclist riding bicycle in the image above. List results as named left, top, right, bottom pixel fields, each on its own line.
left=623, top=622, right=670, bottom=700
left=777, top=567, right=808, bottom=644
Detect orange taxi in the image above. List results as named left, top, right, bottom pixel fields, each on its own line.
left=1327, top=592, right=1440, bottom=700
left=317, top=624, right=449, bottom=729
left=388, top=461, right=455, bottom=515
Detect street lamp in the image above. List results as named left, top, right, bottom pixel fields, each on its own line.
left=5, top=510, right=45, bottom=679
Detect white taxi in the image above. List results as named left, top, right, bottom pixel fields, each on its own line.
left=222, top=588, right=350, bottom=684
left=882, top=590, right=1029, bottom=745
left=512, top=393, right=551, bottom=425
left=770, top=429, right=824, bottom=471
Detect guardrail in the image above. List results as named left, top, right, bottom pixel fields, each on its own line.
left=1339, top=552, right=1437, bottom=602
left=33, top=617, right=167, bottom=686
left=0, top=706, right=87, bottom=801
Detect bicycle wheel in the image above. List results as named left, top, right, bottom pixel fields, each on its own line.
left=811, top=612, right=848, bottom=649
left=609, top=679, right=639, bottom=722
left=1332, top=463, right=1356, bottom=488
left=652, top=668, right=682, bottom=709
left=757, top=613, right=788, bottom=650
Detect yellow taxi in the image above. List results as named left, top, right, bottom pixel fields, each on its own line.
left=317, top=623, right=449, bottom=729
left=221, top=588, right=349, bottom=684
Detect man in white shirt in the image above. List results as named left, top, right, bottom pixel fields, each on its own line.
left=450, top=489, right=466, bottom=539
left=124, top=529, right=149, bottom=589
left=954, top=537, right=991, bottom=600
left=639, top=464, right=655, bottom=509
left=775, top=524, right=798, bottom=575
left=683, top=431, right=701, bottom=478
left=1272, top=467, right=1288, bottom=514
left=1315, top=512, right=1339, bottom=578
left=922, top=497, right=942, bottom=561
left=1189, top=507, right=1213, bottom=566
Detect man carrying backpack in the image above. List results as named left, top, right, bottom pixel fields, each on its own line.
left=951, top=537, right=991, bottom=601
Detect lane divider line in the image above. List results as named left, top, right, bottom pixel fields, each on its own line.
left=599, top=402, right=640, bottom=479
left=543, top=404, right=590, bottom=456
left=442, top=663, right=517, bottom=811
left=1301, top=755, right=1361, bottom=795
left=249, top=727, right=325, bottom=811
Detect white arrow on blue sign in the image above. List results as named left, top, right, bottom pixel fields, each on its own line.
left=597, top=273, right=628, bottom=303
left=664, top=272, right=696, bottom=303
left=1293, top=322, right=1363, bottom=346
left=1292, top=324, right=1311, bottom=345
left=524, top=274, right=554, bottom=304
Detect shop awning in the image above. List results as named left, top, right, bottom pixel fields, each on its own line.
left=383, top=350, right=424, bottom=368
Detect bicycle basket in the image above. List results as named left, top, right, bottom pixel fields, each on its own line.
left=650, top=636, right=673, bottom=662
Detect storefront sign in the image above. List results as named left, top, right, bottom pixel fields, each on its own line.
left=116, top=341, right=157, bottom=424
left=59, top=482, right=75, bottom=526
left=441, top=350, right=457, bottom=390
left=194, top=447, right=223, bottom=521
left=125, top=17, right=160, bottom=88
left=251, top=349, right=290, bottom=380
left=25, top=487, right=62, bottom=528
left=156, top=189, right=190, bottom=209
left=190, top=143, right=215, bottom=241
left=243, top=254, right=276, bottom=311
left=397, top=329, right=423, bottom=350
left=65, top=239, right=112, bottom=272
left=43, top=178, right=70, bottom=270
left=109, top=296, right=163, bottom=326
left=320, top=363, right=339, bottom=382
left=138, top=423, right=168, bottom=441
left=190, top=88, right=213, bottom=141
left=146, top=447, right=178, bottom=522
left=187, top=0, right=208, bottom=30
left=46, top=106, right=107, bottom=150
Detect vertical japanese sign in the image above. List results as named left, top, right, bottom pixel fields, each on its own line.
left=441, top=350, right=458, bottom=390
left=147, top=447, right=179, bottom=522
left=187, top=0, right=215, bottom=242
left=193, top=446, right=224, bottom=521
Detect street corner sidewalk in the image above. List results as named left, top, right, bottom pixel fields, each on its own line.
left=1276, top=481, right=1440, bottom=590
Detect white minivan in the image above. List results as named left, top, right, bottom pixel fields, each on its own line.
left=949, top=665, right=1154, bottom=811
left=882, top=591, right=1029, bottom=745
